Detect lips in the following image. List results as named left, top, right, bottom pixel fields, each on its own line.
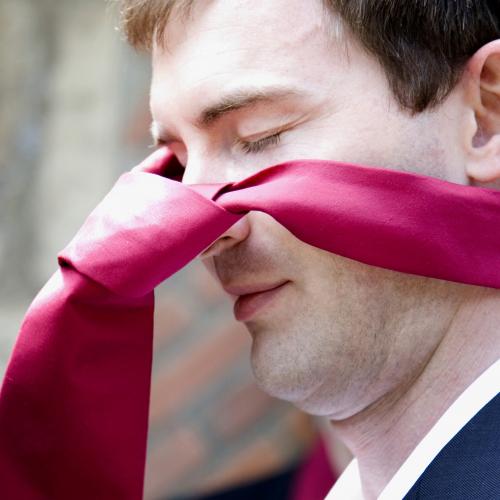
left=231, top=281, right=290, bottom=321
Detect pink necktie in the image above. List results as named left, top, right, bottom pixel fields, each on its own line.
left=1, top=148, right=499, bottom=499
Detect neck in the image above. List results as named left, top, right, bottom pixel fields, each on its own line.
left=331, top=286, right=500, bottom=499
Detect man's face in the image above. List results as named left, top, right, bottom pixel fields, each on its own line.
left=150, top=0, right=468, bottom=419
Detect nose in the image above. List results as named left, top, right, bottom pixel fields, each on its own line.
left=200, top=217, right=251, bottom=258
left=181, top=151, right=230, bottom=185
left=181, top=153, right=251, bottom=257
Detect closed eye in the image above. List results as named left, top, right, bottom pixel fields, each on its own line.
left=237, top=132, right=283, bottom=154
left=152, top=130, right=284, bottom=157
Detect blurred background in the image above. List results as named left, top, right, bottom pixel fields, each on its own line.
left=0, top=1, right=349, bottom=498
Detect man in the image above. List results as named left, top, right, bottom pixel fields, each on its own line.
left=118, top=0, right=500, bottom=498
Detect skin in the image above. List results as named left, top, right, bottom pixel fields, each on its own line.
left=149, top=1, right=500, bottom=497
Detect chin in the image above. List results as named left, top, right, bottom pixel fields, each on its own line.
left=246, top=314, right=348, bottom=413
left=249, top=346, right=303, bottom=400
left=252, top=367, right=340, bottom=416
left=249, top=341, right=321, bottom=406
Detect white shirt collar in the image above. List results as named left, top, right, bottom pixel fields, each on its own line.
left=325, top=358, right=500, bottom=500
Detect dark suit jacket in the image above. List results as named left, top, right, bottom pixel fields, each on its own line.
left=404, top=393, right=499, bottom=499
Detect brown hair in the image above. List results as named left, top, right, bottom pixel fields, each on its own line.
left=118, top=0, right=500, bottom=112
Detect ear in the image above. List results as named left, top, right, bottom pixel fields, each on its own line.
left=463, top=40, right=500, bottom=183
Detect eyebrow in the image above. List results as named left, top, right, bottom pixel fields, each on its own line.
left=151, top=84, right=307, bottom=145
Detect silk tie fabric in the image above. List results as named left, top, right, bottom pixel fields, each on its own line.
left=1, top=147, right=500, bottom=499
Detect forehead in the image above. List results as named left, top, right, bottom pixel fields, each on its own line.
left=150, top=0, right=341, bottom=118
